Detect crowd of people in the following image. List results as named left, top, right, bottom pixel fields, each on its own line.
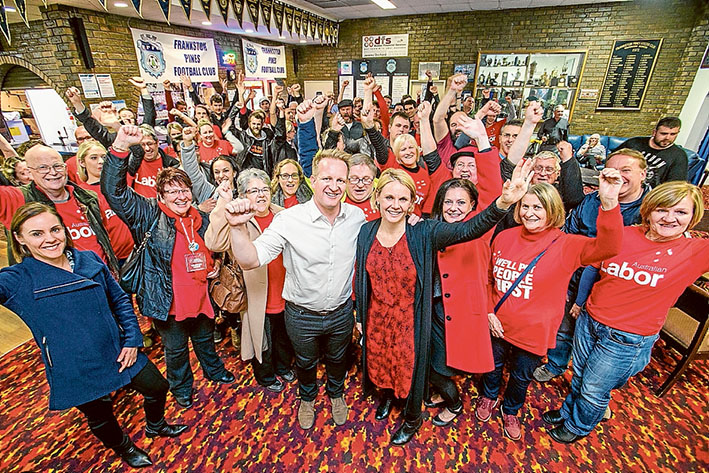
left=0, top=68, right=706, bottom=468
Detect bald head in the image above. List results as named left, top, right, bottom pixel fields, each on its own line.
left=74, top=126, right=91, bottom=145
left=25, top=145, right=68, bottom=200
left=449, top=111, right=468, bottom=139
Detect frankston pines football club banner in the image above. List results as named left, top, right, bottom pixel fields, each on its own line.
left=242, top=38, right=286, bottom=79
left=131, top=28, right=219, bottom=83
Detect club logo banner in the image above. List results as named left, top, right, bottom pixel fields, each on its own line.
left=241, top=38, right=286, bottom=79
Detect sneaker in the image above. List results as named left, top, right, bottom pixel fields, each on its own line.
left=475, top=397, right=498, bottom=422
left=265, top=378, right=285, bottom=393
left=501, top=408, right=522, bottom=441
left=330, top=396, right=349, bottom=426
left=298, top=400, right=316, bottom=430
left=533, top=365, right=559, bottom=383
left=279, top=370, right=296, bottom=383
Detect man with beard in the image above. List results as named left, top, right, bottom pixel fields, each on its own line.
left=618, top=117, right=686, bottom=188
left=432, top=74, right=473, bottom=167
left=229, top=110, right=275, bottom=176
left=337, top=99, right=365, bottom=143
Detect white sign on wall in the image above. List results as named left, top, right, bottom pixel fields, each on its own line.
left=242, top=39, right=287, bottom=79
left=362, top=34, right=409, bottom=58
left=130, top=28, right=219, bottom=83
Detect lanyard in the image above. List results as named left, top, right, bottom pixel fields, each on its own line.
left=179, top=217, right=199, bottom=253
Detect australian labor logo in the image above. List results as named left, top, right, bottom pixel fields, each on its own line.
left=137, top=34, right=166, bottom=79
left=245, top=44, right=258, bottom=75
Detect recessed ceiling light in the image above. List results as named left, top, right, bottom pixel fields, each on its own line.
left=370, top=0, right=396, bottom=9
left=202, top=21, right=212, bottom=25
left=245, top=29, right=254, bottom=33
left=4, top=6, right=16, bottom=12
left=114, top=2, right=128, bottom=7
left=299, top=39, right=307, bottom=43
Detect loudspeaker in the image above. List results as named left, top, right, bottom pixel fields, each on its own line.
left=69, top=17, right=94, bottom=69
left=293, top=49, right=298, bottom=74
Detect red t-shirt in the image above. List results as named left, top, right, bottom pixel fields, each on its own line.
left=283, top=195, right=298, bottom=209
left=65, top=155, right=81, bottom=184
left=76, top=181, right=134, bottom=260
left=54, top=196, right=107, bottom=262
left=198, top=139, right=233, bottom=164
left=133, top=158, right=163, bottom=198
left=485, top=118, right=506, bottom=149
left=587, top=226, right=709, bottom=336
left=488, top=206, right=623, bottom=355
left=344, top=195, right=380, bottom=221
left=254, top=212, right=286, bottom=314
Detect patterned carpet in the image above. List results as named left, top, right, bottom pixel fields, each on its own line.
left=0, top=330, right=707, bottom=473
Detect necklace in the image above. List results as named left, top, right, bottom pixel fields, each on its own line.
left=180, top=217, right=199, bottom=252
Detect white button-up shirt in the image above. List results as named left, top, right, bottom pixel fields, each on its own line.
left=253, top=199, right=366, bottom=312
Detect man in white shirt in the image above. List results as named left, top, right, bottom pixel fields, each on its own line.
left=224, top=149, right=365, bottom=430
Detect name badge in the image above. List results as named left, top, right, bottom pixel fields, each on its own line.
left=185, top=252, right=207, bottom=273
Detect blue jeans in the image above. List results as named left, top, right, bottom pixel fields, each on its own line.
left=284, top=300, right=354, bottom=402
left=481, top=337, right=542, bottom=415
left=154, top=314, right=229, bottom=398
left=560, top=310, right=658, bottom=436
left=544, top=299, right=576, bottom=376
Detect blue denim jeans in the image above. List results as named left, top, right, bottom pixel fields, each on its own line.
left=544, top=298, right=576, bottom=376
left=284, top=300, right=354, bottom=402
left=560, top=310, right=658, bottom=436
left=481, top=337, right=542, bottom=415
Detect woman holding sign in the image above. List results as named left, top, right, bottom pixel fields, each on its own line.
left=477, top=169, right=624, bottom=442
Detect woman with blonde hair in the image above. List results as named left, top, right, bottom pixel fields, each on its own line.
left=544, top=181, right=709, bottom=443
left=76, top=141, right=106, bottom=187
left=478, top=169, right=624, bottom=442
left=355, top=160, right=533, bottom=445
left=576, top=134, right=606, bottom=169
left=270, top=158, right=313, bottom=208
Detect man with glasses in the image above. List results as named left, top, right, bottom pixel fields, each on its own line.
left=344, top=153, right=379, bottom=221
left=0, top=145, right=125, bottom=271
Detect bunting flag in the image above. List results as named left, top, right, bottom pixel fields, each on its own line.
left=324, top=21, right=330, bottom=46
left=309, top=13, right=316, bottom=39
left=260, top=0, right=272, bottom=32
left=0, top=0, right=10, bottom=44
left=246, top=0, right=259, bottom=29
left=14, top=0, right=29, bottom=26
left=293, top=8, right=302, bottom=37
left=231, top=0, right=244, bottom=28
left=302, top=12, right=309, bottom=39
left=129, top=0, right=143, bottom=18
left=284, top=5, right=293, bottom=37
left=272, top=0, right=284, bottom=36
left=332, top=22, right=339, bottom=46
left=97, top=0, right=107, bottom=10
left=216, top=0, right=229, bottom=24
left=156, top=0, right=171, bottom=23
left=199, top=0, right=211, bottom=20
left=317, top=18, right=323, bottom=43
left=179, top=0, right=192, bottom=21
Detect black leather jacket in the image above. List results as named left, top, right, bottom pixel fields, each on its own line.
left=101, top=150, right=209, bottom=321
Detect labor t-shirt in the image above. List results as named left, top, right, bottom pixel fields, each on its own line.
left=54, top=197, right=106, bottom=261
left=133, top=158, right=163, bottom=198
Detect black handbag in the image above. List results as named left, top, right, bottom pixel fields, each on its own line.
left=119, top=218, right=158, bottom=294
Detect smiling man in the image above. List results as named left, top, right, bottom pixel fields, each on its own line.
left=619, top=117, right=687, bottom=188
left=223, top=149, right=366, bottom=431
left=344, top=153, right=379, bottom=221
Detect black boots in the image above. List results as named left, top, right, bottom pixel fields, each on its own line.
left=391, top=416, right=423, bottom=446
left=112, top=434, right=152, bottom=468
left=375, top=395, right=394, bottom=421
left=145, top=420, right=189, bottom=438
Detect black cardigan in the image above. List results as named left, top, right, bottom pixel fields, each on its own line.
left=355, top=201, right=507, bottom=413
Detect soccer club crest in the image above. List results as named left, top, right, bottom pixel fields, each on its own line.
left=386, top=59, right=397, bottom=74
left=245, top=44, right=258, bottom=76
left=137, top=34, right=166, bottom=79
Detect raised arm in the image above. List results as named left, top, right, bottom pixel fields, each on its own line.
left=128, top=77, right=156, bottom=127
left=66, top=87, right=116, bottom=148
left=433, top=73, right=466, bottom=143
left=180, top=127, right=216, bottom=204
left=0, top=133, right=18, bottom=159
left=223, top=198, right=264, bottom=270
left=337, top=79, right=349, bottom=105
left=557, top=140, right=585, bottom=210
left=373, top=86, right=390, bottom=132
left=361, top=104, right=388, bottom=165
left=205, top=181, right=234, bottom=253
left=578, top=168, right=624, bottom=265
left=417, top=101, right=436, bottom=155
left=507, top=101, right=543, bottom=165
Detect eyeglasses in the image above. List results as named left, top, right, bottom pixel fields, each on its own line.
left=278, top=173, right=299, bottom=181
left=501, top=133, right=519, bottom=139
left=454, top=162, right=476, bottom=170
left=163, top=188, right=192, bottom=197
left=28, top=163, right=66, bottom=175
left=245, top=187, right=270, bottom=196
left=348, top=176, right=373, bottom=185
left=533, top=166, right=557, bottom=175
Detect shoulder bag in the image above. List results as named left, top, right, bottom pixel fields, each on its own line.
left=118, top=218, right=159, bottom=294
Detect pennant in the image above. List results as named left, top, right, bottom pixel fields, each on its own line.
left=13, top=0, right=29, bottom=26
left=310, top=13, right=317, bottom=39
left=284, top=5, right=294, bottom=37
left=179, top=0, right=192, bottom=21
left=333, top=23, right=339, bottom=46
left=260, top=0, right=272, bottom=33
left=0, top=0, right=10, bottom=44
left=246, top=0, right=259, bottom=29
left=302, top=12, right=309, bottom=39
left=129, top=0, right=143, bottom=18
left=317, top=18, right=323, bottom=43
left=199, top=0, right=211, bottom=20
left=96, top=0, right=107, bottom=10
left=231, top=0, right=244, bottom=28
left=324, top=21, right=330, bottom=46
left=272, top=0, right=284, bottom=36
left=216, top=0, right=229, bottom=24
left=293, top=8, right=302, bottom=37
left=156, top=0, right=171, bottom=23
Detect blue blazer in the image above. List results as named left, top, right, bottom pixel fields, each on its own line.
left=0, top=248, right=147, bottom=410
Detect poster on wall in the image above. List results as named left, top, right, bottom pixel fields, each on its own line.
left=241, top=39, right=287, bottom=79
left=339, top=58, right=411, bottom=103
left=597, top=39, right=663, bottom=110
left=417, top=62, right=440, bottom=80
left=96, top=74, right=116, bottom=98
left=362, top=34, right=409, bottom=58
left=454, top=63, right=477, bottom=82
left=78, top=74, right=101, bottom=99
left=130, top=28, right=219, bottom=83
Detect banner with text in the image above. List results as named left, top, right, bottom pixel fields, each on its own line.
left=242, top=39, right=287, bottom=79
left=362, top=34, right=408, bottom=58
left=131, top=28, right=219, bottom=83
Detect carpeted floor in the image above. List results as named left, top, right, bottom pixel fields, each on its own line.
left=0, top=331, right=707, bottom=473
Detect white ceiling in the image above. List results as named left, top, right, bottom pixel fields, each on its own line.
left=5, top=0, right=627, bottom=44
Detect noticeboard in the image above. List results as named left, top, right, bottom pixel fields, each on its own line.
left=597, top=39, right=663, bottom=111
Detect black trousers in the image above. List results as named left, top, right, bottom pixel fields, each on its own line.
left=252, top=311, right=294, bottom=385
left=75, top=360, right=168, bottom=449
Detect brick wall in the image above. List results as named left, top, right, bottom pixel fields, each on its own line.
left=294, top=0, right=709, bottom=137
left=0, top=4, right=296, bottom=111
